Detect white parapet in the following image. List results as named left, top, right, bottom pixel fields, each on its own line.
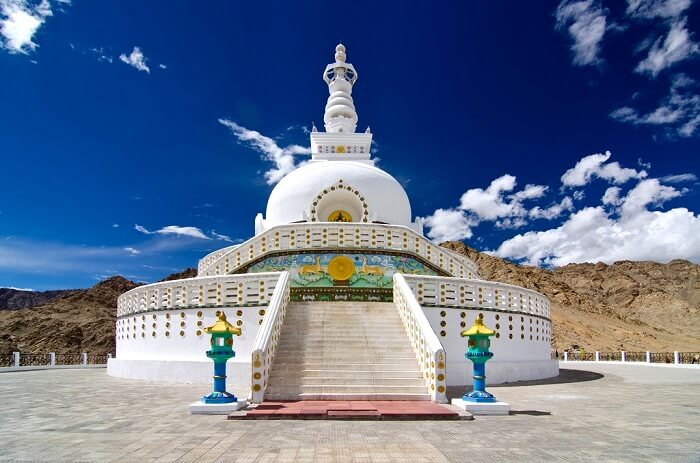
left=197, top=223, right=479, bottom=280
left=393, top=273, right=447, bottom=403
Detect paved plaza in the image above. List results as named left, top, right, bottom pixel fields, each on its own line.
left=0, top=363, right=699, bottom=462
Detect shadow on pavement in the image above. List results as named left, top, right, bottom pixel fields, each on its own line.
left=446, top=369, right=603, bottom=399
left=510, top=410, right=552, bottom=416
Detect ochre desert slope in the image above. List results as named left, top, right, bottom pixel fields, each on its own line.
left=442, top=242, right=700, bottom=352
left=1, top=251, right=698, bottom=354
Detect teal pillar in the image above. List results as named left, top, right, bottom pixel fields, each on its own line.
left=461, top=314, right=496, bottom=403
left=200, top=311, right=242, bottom=404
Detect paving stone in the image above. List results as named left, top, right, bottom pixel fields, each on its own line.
left=0, top=364, right=699, bottom=461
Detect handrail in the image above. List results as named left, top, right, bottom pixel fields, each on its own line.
left=401, top=274, right=551, bottom=320
left=393, top=273, right=447, bottom=403
left=116, top=272, right=283, bottom=317
left=250, top=271, right=291, bottom=403
left=197, top=222, right=480, bottom=279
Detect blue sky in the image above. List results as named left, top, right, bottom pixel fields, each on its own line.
left=1, top=0, right=699, bottom=290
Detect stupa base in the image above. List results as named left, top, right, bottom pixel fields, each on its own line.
left=451, top=398, right=510, bottom=415
left=190, top=399, right=248, bottom=415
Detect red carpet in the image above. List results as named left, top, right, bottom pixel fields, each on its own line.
left=229, top=400, right=465, bottom=420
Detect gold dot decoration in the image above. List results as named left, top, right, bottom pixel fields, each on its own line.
left=197, top=311, right=203, bottom=317
left=440, top=311, right=446, bottom=317
left=253, top=384, right=262, bottom=391
left=196, top=330, right=202, bottom=336
left=437, top=385, right=445, bottom=393
left=437, top=374, right=445, bottom=381
left=179, top=330, right=185, bottom=337
left=259, top=309, right=266, bottom=316
left=440, top=330, right=446, bottom=337
left=237, top=310, right=243, bottom=317
left=253, top=372, right=261, bottom=380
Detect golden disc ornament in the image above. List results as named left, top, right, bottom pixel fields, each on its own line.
left=327, top=255, right=356, bottom=281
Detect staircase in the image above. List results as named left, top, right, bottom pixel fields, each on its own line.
left=265, top=302, right=430, bottom=401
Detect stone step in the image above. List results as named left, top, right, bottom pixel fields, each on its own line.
left=264, top=384, right=430, bottom=395
left=270, top=362, right=422, bottom=372
left=263, top=376, right=426, bottom=386
left=276, top=340, right=414, bottom=349
left=268, top=369, right=423, bottom=379
left=272, top=354, right=418, bottom=362
left=262, top=393, right=431, bottom=401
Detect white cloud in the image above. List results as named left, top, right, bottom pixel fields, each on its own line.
left=0, top=0, right=53, bottom=54
left=602, top=186, right=623, bottom=205
left=528, top=196, right=574, bottom=220
left=573, top=190, right=586, bottom=200
left=210, top=230, right=234, bottom=243
left=158, top=63, right=166, bottom=69
left=2, top=286, right=34, bottom=291
left=422, top=175, right=555, bottom=241
left=492, top=179, right=698, bottom=266
left=635, top=18, right=699, bottom=77
left=112, top=223, right=119, bottom=228
left=124, top=247, right=141, bottom=255
left=119, top=46, right=150, bottom=73
left=423, top=208, right=475, bottom=242
left=555, top=0, right=608, bottom=66
left=134, top=224, right=210, bottom=240
left=611, top=74, right=700, bottom=137
left=626, top=0, right=692, bottom=19
left=661, top=172, right=698, bottom=183
left=560, top=151, right=647, bottom=187
left=219, top=119, right=311, bottom=185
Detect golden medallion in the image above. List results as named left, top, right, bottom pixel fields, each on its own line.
left=327, top=210, right=352, bottom=222
left=327, top=255, right=356, bottom=281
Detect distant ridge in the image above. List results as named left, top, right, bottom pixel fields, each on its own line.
left=0, top=269, right=195, bottom=354
left=0, top=288, right=79, bottom=311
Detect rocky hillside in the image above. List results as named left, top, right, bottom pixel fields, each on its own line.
left=0, top=277, right=139, bottom=354
left=442, top=241, right=700, bottom=352
left=0, top=288, right=79, bottom=310
left=0, top=269, right=198, bottom=354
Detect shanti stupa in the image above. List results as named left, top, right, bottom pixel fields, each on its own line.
left=108, top=45, right=558, bottom=403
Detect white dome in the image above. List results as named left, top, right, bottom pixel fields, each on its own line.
left=263, top=161, right=413, bottom=229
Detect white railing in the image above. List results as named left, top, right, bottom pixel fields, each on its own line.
left=197, top=222, right=479, bottom=279
left=250, top=272, right=291, bottom=403
left=196, top=244, right=239, bottom=274
left=116, top=273, right=283, bottom=317
left=393, top=273, right=447, bottom=403
left=402, top=275, right=551, bottom=320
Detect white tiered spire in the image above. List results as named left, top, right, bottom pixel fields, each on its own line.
left=310, top=44, right=372, bottom=164
left=323, top=44, right=358, bottom=133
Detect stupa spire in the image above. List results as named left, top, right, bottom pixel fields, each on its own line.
left=322, top=43, right=358, bottom=133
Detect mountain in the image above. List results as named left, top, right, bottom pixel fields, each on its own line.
left=0, top=288, right=79, bottom=310
left=0, top=276, right=139, bottom=354
left=441, top=241, right=700, bottom=352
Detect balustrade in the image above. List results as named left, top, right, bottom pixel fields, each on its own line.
left=393, top=273, right=447, bottom=403
left=401, top=275, right=551, bottom=320
left=250, top=272, right=291, bottom=403
left=117, top=272, right=283, bottom=317
left=197, top=223, right=479, bottom=279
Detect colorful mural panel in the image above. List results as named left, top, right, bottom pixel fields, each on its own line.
left=245, top=252, right=438, bottom=289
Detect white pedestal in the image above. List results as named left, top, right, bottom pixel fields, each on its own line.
left=189, top=399, right=248, bottom=415
left=451, top=398, right=510, bottom=415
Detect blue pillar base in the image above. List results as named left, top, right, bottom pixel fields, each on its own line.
left=201, top=391, right=238, bottom=404
left=462, top=390, right=496, bottom=403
